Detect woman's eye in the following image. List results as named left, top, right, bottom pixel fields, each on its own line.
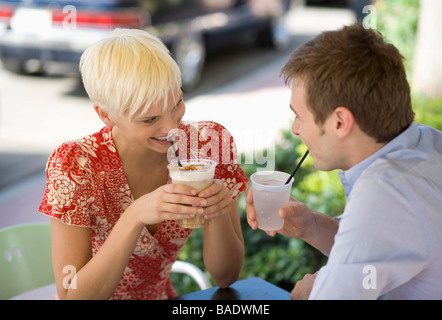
left=174, top=99, right=183, bottom=110
left=143, top=117, right=156, bottom=124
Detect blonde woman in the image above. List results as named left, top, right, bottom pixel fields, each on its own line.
left=39, top=29, right=248, bottom=300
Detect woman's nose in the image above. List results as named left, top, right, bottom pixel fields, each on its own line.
left=161, top=115, right=179, bottom=135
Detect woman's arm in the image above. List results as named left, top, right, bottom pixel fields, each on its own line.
left=51, top=183, right=205, bottom=299
left=51, top=211, right=144, bottom=299
left=199, top=181, right=244, bottom=288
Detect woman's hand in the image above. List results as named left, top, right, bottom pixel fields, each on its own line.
left=128, top=183, right=206, bottom=226
left=245, top=188, right=259, bottom=230
left=198, top=179, right=233, bottom=220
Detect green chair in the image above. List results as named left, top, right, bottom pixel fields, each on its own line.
left=0, top=223, right=55, bottom=299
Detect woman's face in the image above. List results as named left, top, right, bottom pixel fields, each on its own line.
left=111, top=88, right=185, bottom=155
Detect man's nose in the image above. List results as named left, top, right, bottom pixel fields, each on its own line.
left=292, top=118, right=300, bottom=136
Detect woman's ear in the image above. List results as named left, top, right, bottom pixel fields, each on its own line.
left=93, top=104, right=114, bottom=126
left=332, top=106, right=355, bottom=139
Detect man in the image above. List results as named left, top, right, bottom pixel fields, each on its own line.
left=246, top=24, right=442, bottom=299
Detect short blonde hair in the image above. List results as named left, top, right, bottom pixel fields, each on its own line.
left=80, top=28, right=182, bottom=120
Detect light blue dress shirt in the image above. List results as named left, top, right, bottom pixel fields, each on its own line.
left=309, top=122, right=442, bottom=299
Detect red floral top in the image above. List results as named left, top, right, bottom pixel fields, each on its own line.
left=39, top=121, right=248, bottom=300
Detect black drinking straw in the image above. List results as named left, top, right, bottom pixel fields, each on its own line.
left=285, top=149, right=309, bottom=184
left=169, top=139, right=183, bottom=167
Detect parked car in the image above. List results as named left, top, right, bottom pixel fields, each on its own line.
left=0, top=0, right=291, bottom=91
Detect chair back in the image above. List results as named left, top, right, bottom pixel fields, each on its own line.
left=171, top=260, right=212, bottom=290
left=0, top=223, right=54, bottom=299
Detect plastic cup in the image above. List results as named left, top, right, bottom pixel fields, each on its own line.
left=250, top=171, right=293, bottom=231
left=167, top=159, right=217, bottom=229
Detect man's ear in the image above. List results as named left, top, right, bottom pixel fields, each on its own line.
left=332, top=106, right=355, bottom=139
left=93, top=104, right=114, bottom=126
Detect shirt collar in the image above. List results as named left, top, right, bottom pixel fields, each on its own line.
left=338, top=122, right=419, bottom=197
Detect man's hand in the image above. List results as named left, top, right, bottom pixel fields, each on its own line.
left=291, top=271, right=318, bottom=300
left=246, top=188, right=315, bottom=238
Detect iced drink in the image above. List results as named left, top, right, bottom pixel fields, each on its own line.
left=167, top=159, right=217, bottom=229
left=251, top=171, right=293, bottom=231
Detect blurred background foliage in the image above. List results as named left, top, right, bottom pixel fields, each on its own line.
left=375, top=0, right=420, bottom=76
left=376, top=0, right=442, bottom=130
left=172, top=0, right=442, bottom=295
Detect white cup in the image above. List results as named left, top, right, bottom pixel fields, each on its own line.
left=251, top=171, right=293, bottom=231
left=167, top=159, right=217, bottom=229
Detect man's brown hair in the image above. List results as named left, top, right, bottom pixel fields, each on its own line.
left=281, top=24, right=414, bottom=143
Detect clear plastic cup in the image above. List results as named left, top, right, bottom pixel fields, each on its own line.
left=251, top=171, right=293, bottom=231
left=167, top=159, right=217, bottom=229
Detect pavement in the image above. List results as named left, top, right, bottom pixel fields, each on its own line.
left=0, top=5, right=355, bottom=229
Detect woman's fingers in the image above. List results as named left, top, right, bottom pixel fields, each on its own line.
left=196, top=180, right=233, bottom=220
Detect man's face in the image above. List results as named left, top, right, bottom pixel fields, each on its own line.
left=289, top=80, right=339, bottom=171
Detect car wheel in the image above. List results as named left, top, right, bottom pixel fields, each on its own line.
left=172, top=31, right=206, bottom=92
left=1, top=57, right=45, bottom=75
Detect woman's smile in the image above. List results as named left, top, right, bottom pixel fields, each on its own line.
left=150, top=136, right=170, bottom=145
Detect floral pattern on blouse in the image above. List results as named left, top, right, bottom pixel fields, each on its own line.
left=39, top=121, right=248, bottom=300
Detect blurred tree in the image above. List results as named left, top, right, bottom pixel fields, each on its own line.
left=412, top=0, right=442, bottom=98
left=375, top=0, right=420, bottom=76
